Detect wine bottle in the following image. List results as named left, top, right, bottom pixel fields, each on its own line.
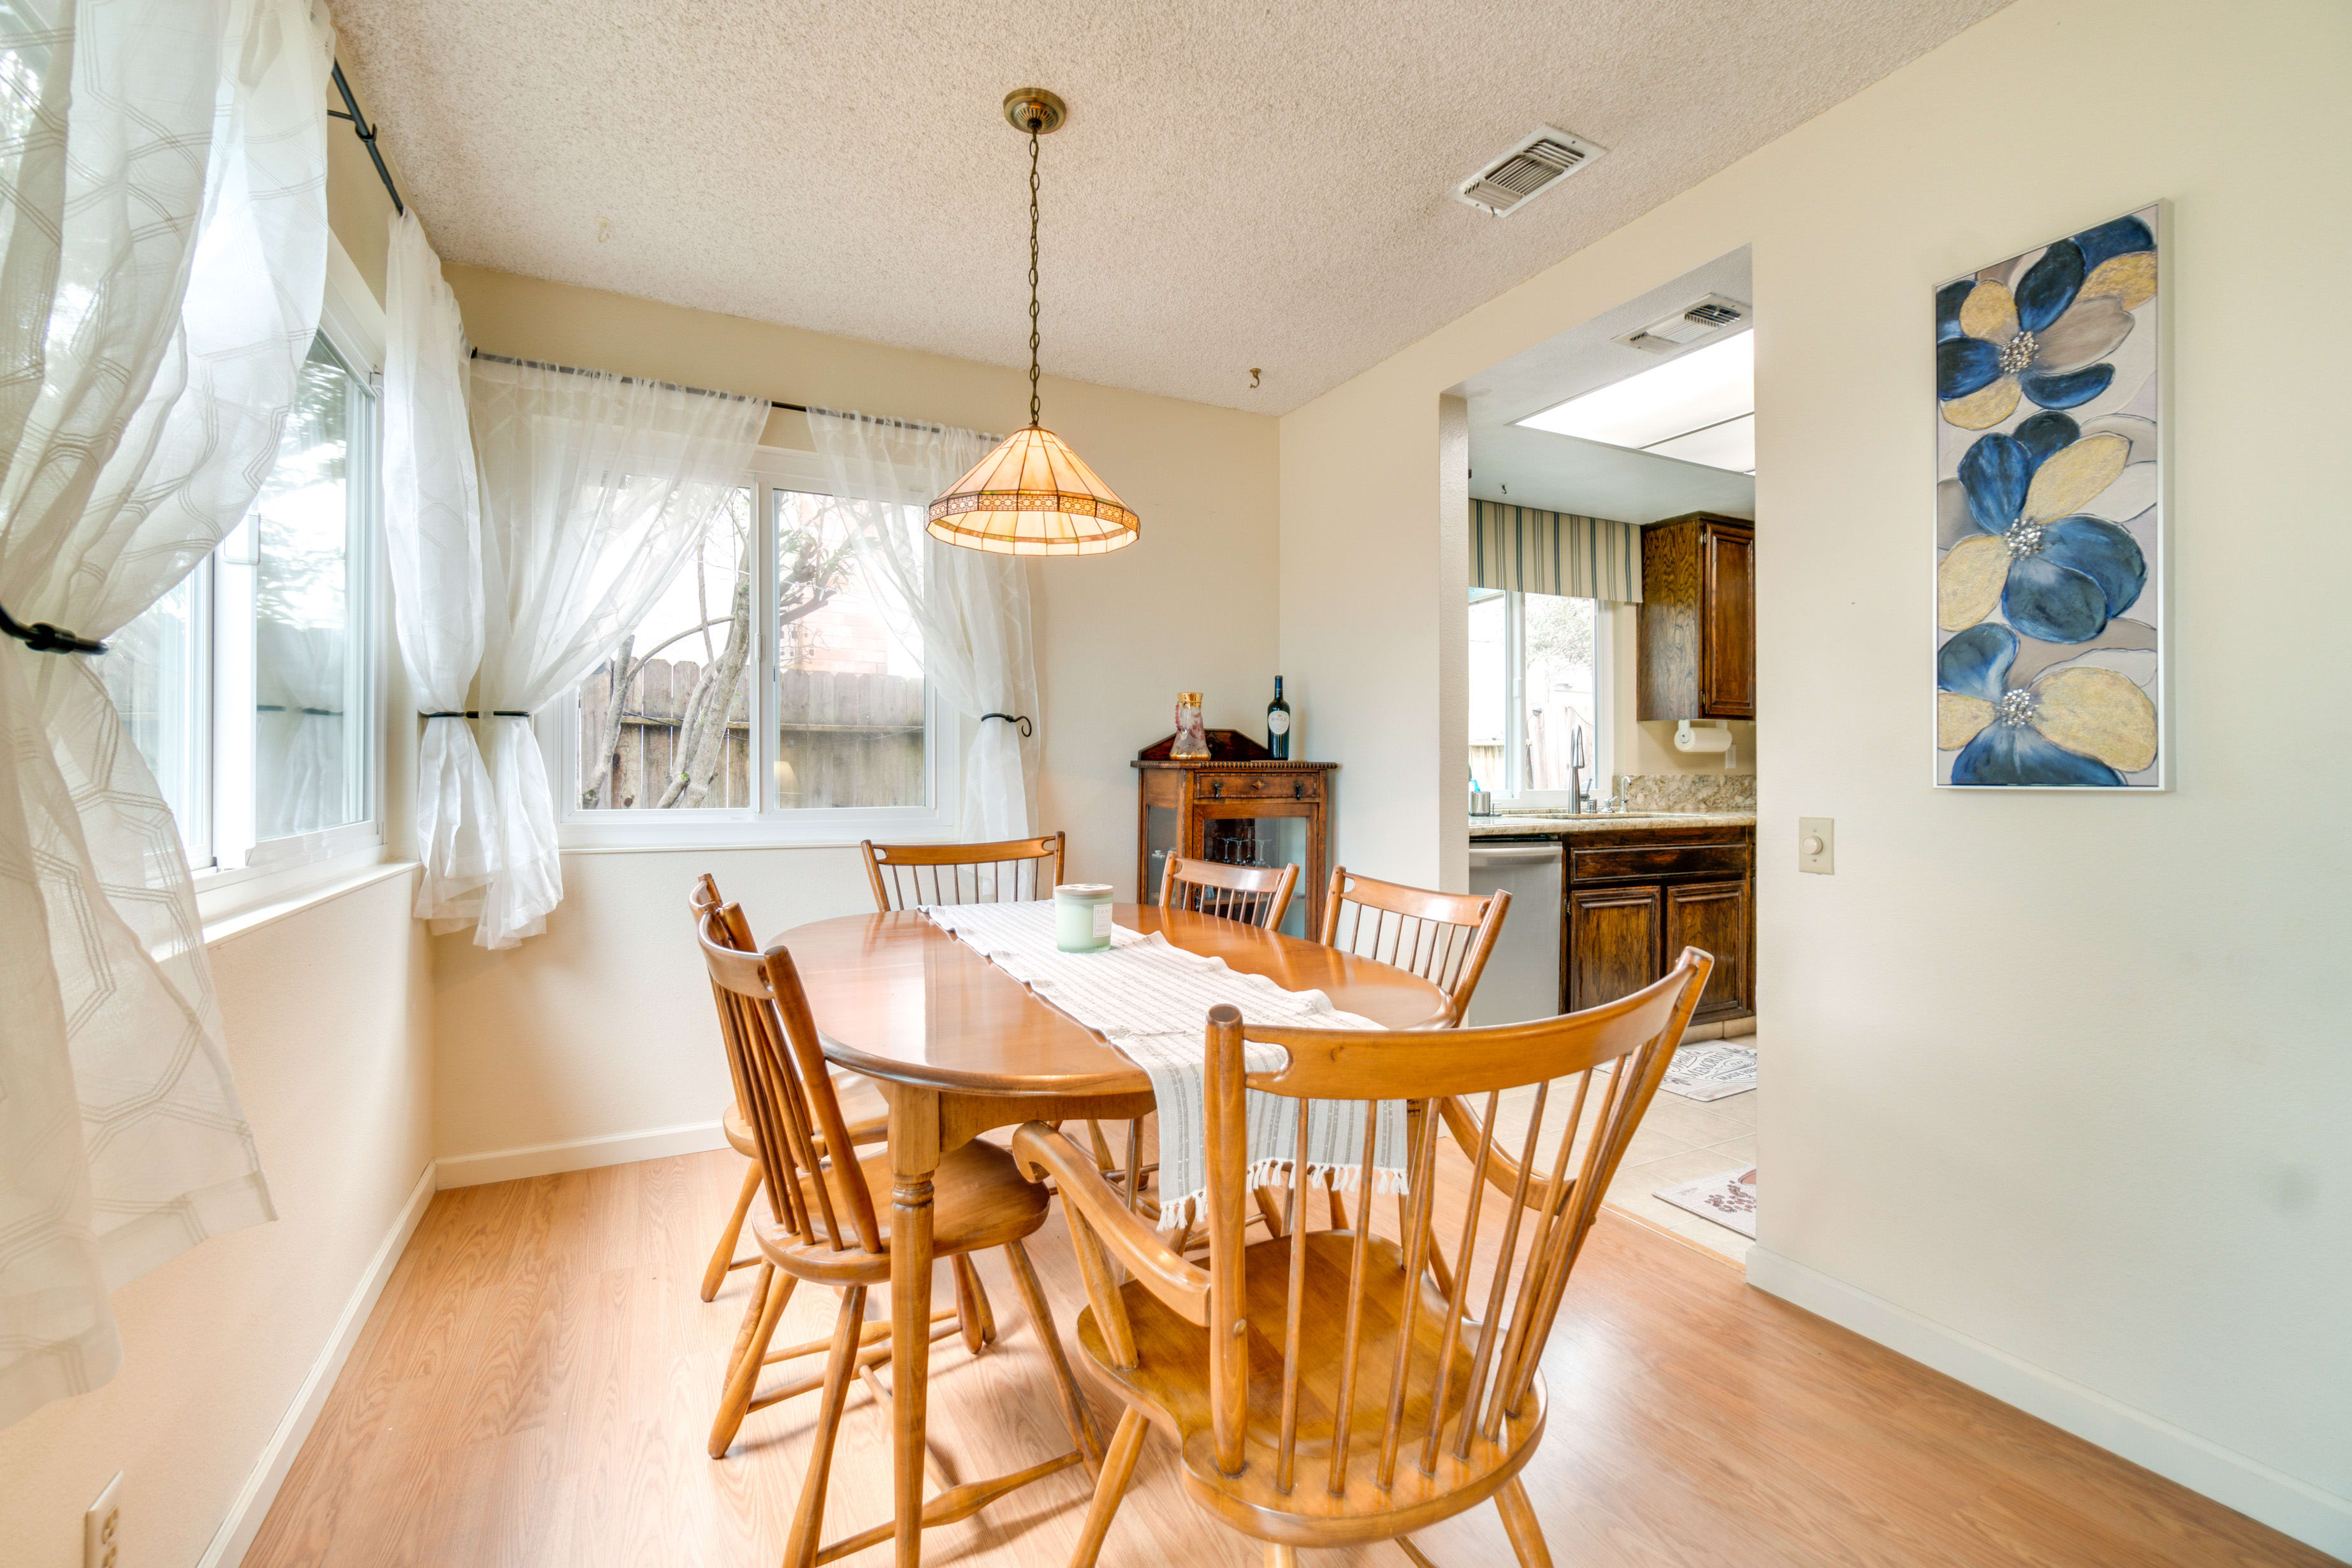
left=1267, top=676, right=1291, bottom=760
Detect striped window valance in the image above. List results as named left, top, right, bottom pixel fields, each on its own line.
left=1470, top=500, right=1643, bottom=602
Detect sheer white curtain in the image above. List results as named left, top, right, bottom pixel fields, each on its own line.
left=468, top=358, right=766, bottom=948
left=255, top=618, right=344, bottom=839
left=0, top=0, right=331, bottom=1425
left=806, top=410, right=1040, bottom=840
left=381, top=212, right=495, bottom=927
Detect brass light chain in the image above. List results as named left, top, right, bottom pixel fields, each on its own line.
left=1027, top=124, right=1042, bottom=427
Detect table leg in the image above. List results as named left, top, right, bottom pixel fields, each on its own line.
left=889, top=1084, right=941, bottom=1568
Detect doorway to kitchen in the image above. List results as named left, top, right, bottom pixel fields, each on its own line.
left=1453, top=246, right=1760, bottom=1261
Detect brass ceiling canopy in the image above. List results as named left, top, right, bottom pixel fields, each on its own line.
left=931, top=89, right=1138, bottom=556
left=1002, top=88, right=1066, bottom=135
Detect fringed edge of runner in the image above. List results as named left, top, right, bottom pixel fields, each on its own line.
left=1155, top=1159, right=1411, bottom=1232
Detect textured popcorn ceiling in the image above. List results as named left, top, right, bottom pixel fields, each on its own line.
left=331, top=0, right=2009, bottom=414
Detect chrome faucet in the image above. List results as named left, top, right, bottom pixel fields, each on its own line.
left=1605, top=773, right=1634, bottom=813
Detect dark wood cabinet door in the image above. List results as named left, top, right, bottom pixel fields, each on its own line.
left=1701, top=525, right=1755, bottom=718
left=1569, top=884, right=1664, bottom=1013
left=1665, top=878, right=1749, bottom=1018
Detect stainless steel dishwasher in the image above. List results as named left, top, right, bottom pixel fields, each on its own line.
left=1464, top=841, right=1564, bottom=1025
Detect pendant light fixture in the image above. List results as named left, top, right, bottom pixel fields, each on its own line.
left=927, top=89, right=1139, bottom=556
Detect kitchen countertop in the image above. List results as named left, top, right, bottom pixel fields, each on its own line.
left=1468, top=811, right=1756, bottom=838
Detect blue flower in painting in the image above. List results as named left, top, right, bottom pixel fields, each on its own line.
left=1936, top=413, right=2147, bottom=644
left=1937, top=216, right=2157, bottom=430
left=1938, top=622, right=2156, bottom=787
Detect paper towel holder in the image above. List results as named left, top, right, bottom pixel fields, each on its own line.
left=1674, top=719, right=1737, bottom=766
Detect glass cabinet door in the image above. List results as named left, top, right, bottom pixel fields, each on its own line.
left=1196, top=811, right=1310, bottom=937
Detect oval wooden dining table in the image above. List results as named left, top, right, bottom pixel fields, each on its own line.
left=769, top=902, right=1453, bottom=1568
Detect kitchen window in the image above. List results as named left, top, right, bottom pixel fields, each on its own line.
left=103, top=330, right=382, bottom=875
left=559, top=448, right=947, bottom=843
left=1467, top=586, right=1610, bottom=806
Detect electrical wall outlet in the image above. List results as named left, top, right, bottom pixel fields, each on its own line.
left=1798, top=817, right=1834, bottom=874
left=86, top=1471, right=122, bottom=1568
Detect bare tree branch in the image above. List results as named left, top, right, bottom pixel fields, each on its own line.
left=579, top=615, right=737, bottom=808
left=580, top=631, right=633, bottom=808
left=657, top=542, right=755, bottom=808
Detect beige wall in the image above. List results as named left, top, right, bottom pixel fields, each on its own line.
left=0, top=875, right=434, bottom=1568
left=430, top=266, right=1281, bottom=1161
left=1281, top=0, right=2349, bottom=1551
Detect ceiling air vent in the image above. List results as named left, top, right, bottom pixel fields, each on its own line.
left=1615, top=293, right=1750, bottom=354
left=1452, top=126, right=1607, bottom=217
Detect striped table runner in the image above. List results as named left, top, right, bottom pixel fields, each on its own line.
left=917, top=901, right=1407, bottom=1230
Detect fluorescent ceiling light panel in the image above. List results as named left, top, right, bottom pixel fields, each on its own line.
left=1516, top=331, right=1753, bottom=449
left=1644, top=412, right=1755, bottom=474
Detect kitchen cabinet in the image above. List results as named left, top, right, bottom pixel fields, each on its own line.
left=1638, top=512, right=1755, bottom=721
left=1664, top=880, right=1748, bottom=1019
left=1561, top=824, right=1752, bottom=1023
left=1567, top=883, right=1663, bottom=1018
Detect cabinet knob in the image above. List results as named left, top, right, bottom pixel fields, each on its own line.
left=1209, top=778, right=1223, bottom=799
left=1292, top=779, right=1303, bottom=799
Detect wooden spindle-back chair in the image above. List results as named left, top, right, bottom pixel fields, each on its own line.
left=1319, top=866, right=1511, bottom=1026
left=1289, top=867, right=1511, bottom=1236
left=693, top=874, right=769, bottom=1303
left=1159, top=853, right=1300, bottom=930
left=1013, top=947, right=1713, bottom=1568
left=697, top=905, right=1101, bottom=1567
left=696, top=875, right=894, bottom=1303
left=862, top=832, right=1066, bottom=909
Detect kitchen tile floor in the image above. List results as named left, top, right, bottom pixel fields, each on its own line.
left=1480, top=1026, right=1761, bottom=1266
left=1608, top=1024, right=1758, bottom=1263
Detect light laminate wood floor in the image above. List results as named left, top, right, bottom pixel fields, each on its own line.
left=245, top=1145, right=2328, bottom=1568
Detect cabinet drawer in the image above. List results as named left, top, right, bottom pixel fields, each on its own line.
left=1196, top=771, right=1323, bottom=802
left=1571, top=841, right=1748, bottom=882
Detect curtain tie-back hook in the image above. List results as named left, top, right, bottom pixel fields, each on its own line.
left=980, top=712, right=1033, bottom=737
left=0, top=599, right=107, bottom=655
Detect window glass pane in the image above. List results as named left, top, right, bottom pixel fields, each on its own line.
left=1523, top=592, right=1597, bottom=791
left=1467, top=588, right=1506, bottom=795
left=104, top=570, right=208, bottom=862
left=254, top=336, right=368, bottom=840
left=577, top=486, right=755, bottom=809
left=774, top=491, right=925, bottom=810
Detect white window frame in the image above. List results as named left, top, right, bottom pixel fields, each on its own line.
left=549, top=443, right=957, bottom=849
left=188, top=239, right=389, bottom=905
left=1478, top=588, right=1613, bottom=808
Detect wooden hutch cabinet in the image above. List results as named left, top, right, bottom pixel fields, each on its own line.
left=1133, top=730, right=1336, bottom=938
left=1638, top=512, right=1755, bottom=721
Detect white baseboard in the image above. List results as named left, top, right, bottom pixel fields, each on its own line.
left=434, top=1119, right=729, bottom=1189
left=1744, top=1246, right=2351, bottom=1560
left=198, top=1161, right=437, bottom=1568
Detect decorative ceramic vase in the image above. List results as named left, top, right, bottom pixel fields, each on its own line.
left=1171, top=692, right=1209, bottom=759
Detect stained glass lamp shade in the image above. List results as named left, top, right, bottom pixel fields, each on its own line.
left=926, top=423, right=1139, bottom=555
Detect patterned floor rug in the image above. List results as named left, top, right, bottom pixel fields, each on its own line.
left=1661, top=1041, right=1757, bottom=1101
left=1655, top=1167, right=1757, bottom=1237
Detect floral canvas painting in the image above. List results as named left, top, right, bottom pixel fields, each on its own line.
left=1935, top=204, right=2162, bottom=788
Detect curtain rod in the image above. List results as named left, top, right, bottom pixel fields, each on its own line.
left=465, top=350, right=978, bottom=433
left=327, top=61, right=402, bottom=217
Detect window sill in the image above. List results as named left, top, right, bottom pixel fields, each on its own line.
left=198, top=849, right=415, bottom=948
